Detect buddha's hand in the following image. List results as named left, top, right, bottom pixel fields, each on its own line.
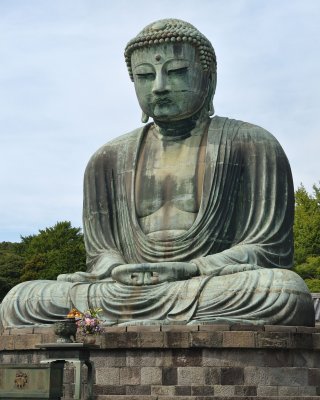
left=111, top=262, right=199, bottom=286
left=57, top=271, right=100, bottom=283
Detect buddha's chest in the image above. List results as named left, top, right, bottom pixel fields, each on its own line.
left=135, top=131, right=206, bottom=218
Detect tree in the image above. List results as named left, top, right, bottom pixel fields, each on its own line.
left=0, top=221, right=86, bottom=300
left=20, top=221, right=86, bottom=281
left=0, top=250, right=24, bottom=301
left=293, top=184, right=320, bottom=292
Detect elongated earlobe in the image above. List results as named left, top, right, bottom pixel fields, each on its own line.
left=208, top=100, right=214, bottom=116
left=141, top=111, right=149, bottom=123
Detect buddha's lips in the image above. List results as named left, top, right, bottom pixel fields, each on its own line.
left=154, top=97, right=172, bottom=105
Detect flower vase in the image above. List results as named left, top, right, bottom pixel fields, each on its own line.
left=83, top=335, right=96, bottom=345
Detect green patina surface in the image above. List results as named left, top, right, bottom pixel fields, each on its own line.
left=0, top=19, right=315, bottom=327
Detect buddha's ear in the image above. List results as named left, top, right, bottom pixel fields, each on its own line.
left=208, top=72, right=217, bottom=116
left=211, top=71, right=217, bottom=97
left=208, top=100, right=214, bottom=117
left=141, top=111, right=149, bottom=123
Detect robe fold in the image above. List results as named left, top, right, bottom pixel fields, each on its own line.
left=0, top=116, right=315, bottom=327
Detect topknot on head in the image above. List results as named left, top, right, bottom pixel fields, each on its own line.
left=124, top=18, right=217, bottom=81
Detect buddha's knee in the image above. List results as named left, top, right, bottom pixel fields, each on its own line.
left=270, top=268, right=310, bottom=293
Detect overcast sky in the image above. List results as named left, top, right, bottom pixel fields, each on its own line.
left=0, top=0, right=319, bottom=242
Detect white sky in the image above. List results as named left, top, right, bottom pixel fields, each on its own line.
left=0, top=0, right=319, bottom=242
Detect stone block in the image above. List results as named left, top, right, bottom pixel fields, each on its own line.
left=204, top=367, right=220, bottom=384
left=164, top=331, right=190, bottom=348
left=33, top=326, right=54, bottom=335
left=126, top=349, right=172, bottom=367
left=126, top=385, right=151, bottom=395
left=174, top=385, right=191, bottom=395
left=161, top=325, right=198, bottom=332
left=141, top=366, right=162, bottom=385
left=222, top=331, right=256, bottom=347
left=293, top=350, right=316, bottom=367
left=103, top=325, right=127, bottom=333
left=13, top=334, right=42, bottom=349
left=172, top=348, right=202, bottom=366
left=41, top=332, right=56, bottom=343
left=103, top=332, right=139, bottom=348
left=256, top=332, right=292, bottom=348
left=230, top=324, right=264, bottom=331
left=202, top=348, right=261, bottom=367
left=244, top=366, right=308, bottom=386
left=198, top=323, right=230, bottom=331
left=177, top=366, right=205, bottom=385
left=10, top=327, right=34, bottom=335
left=127, top=325, right=161, bottom=332
left=119, top=367, right=141, bottom=385
left=139, top=332, right=165, bottom=348
left=278, top=386, right=301, bottom=395
left=95, top=367, right=119, bottom=385
left=0, top=335, right=14, bottom=350
left=298, top=386, right=317, bottom=396
left=220, top=367, right=244, bottom=385
left=94, top=350, right=126, bottom=367
left=257, top=385, right=278, bottom=396
left=308, top=368, right=320, bottom=385
left=313, top=333, right=320, bottom=349
left=264, top=325, right=297, bottom=332
left=213, top=384, right=235, bottom=396
left=151, top=385, right=175, bottom=396
left=191, top=331, right=223, bottom=348
left=260, top=348, right=294, bottom=367
left=191, top=385, right=215, bottom=395
left=93, top=384, right=126, bottom=395
left=234, top=385, right=257, bottom=395
left=296, top=326, right=319, bottom=333
left=162, top=367, right=177, bottom=385
left=292, top=332, right=313, bottom=348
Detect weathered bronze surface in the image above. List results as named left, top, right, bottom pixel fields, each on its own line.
left=53, top=319, right=77, bottom=343
left=0, top=363, right=64, bottom=399
left=0, top=19, right=315, bottom=327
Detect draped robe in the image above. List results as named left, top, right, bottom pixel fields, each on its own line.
left=0, top=116, right=315, bottom=327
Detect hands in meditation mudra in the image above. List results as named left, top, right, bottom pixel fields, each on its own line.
left=1, top=19, right=315, bottom=327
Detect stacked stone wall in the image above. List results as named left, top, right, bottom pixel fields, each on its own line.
left=1, top=324, right=320, bottom=399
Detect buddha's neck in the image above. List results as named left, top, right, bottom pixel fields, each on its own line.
left=153, top=110, right=211, bottom=141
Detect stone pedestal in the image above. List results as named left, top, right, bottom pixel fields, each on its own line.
left=1, top=324, right=320, bottom=399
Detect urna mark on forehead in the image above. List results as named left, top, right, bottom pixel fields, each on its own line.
left=125, top=18, right=217, bottom=81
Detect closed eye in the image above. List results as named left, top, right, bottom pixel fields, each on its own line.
left=136, top=73, right=155, bottom=80
left=168, top=67, right=188, bottom=76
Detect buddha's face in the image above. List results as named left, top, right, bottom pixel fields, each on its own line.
left=131, top=42, right=210, bottom=122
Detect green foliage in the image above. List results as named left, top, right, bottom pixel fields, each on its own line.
left=294, top=184, right=320, bottom=265
left=0, top=221, right=86, bottom=301
left=304, top=279, right=320, bottom=293
left=20, top=221, right=86, bottom=281
left=293, top=255, right=320, bottom=292
left=294, top=184, right=320, bottom=292
left=0, top=251, right=24, bottom=301
left=294, top=256, right=320, bottom=279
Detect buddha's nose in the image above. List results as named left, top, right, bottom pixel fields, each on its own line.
left=152, top=73, right=169, bottom=95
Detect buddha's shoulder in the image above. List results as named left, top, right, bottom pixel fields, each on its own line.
left=89, top=125, right=145, bottom=160
left=212, top=115, right=280, bottom=145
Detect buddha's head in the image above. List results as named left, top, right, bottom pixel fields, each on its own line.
left=125, top=19, right=217, bottom=125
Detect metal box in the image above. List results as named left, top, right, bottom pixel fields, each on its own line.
left=0, top=362, right=64, bottom=399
